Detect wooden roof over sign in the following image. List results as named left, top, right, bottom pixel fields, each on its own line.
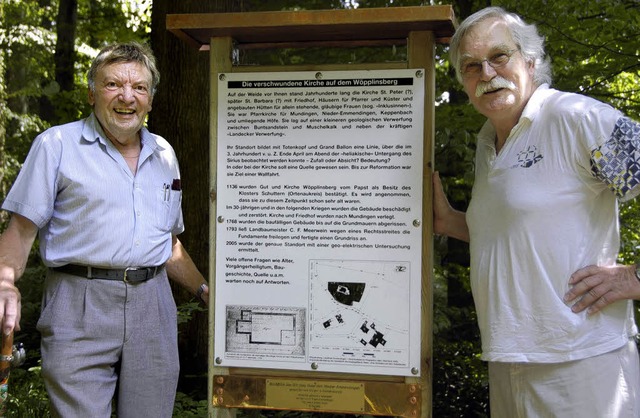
left=166, top=6, right=457, bottom=51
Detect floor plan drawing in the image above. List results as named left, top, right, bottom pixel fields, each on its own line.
left=225, top=305, right=306, bottom=360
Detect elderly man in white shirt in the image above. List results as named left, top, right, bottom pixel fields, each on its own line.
left=434, top=7, right=640, bottom=417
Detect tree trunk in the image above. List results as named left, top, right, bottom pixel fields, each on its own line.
left=149, top=0, right=245, bottom=394
left=442, top=0, right=480, bottom=308
left=54, top=0, right=77, bottom=92
left=40, top=0, right=77, bottom=124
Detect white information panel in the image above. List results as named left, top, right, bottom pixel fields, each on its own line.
left=214, top=69, right=425, bottom=376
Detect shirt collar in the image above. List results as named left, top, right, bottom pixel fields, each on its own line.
left=81, top=112, right=163, bottom=156
left=477, top=84, right=554, bottom=148
left=520, top=83, right=553, bottom=123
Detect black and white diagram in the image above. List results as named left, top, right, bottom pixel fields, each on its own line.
left=309, top=259, right=412, bottom=369
left=225, top=305, right=306, bottom=361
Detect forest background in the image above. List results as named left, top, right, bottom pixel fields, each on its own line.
left=1, top=0, right=639, bottom=416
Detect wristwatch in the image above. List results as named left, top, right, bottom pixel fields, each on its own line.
left=196, top=283, right=208, bottom=303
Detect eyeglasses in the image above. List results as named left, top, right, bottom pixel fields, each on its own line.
left=460, top=49, right=520, bottom=78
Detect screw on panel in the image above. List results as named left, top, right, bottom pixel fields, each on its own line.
left=218, top=216, right=224, bottom=223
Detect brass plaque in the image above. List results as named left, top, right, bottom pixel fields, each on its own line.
left=266, top=379, right=364, bottom=412
left=212, top=374, right=421, bottom=417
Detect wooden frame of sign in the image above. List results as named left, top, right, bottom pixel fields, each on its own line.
left=167, top=6, right=456, bottom=418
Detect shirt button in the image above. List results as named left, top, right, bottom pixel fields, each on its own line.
left=136, top=211, right=141, bottom=216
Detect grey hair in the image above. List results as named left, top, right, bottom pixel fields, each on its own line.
left=449, top=7, right=552, bottom=86
left=87, top=41, right=160, bottom=97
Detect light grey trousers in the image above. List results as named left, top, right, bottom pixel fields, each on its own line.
left=489, top=340, right=640, bottom=417
left=37, top=269, right=179, bottom=418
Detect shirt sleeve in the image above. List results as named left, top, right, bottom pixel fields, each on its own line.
left=2, top=129, right=62, bottom=227
left=590, top=115, right=640, bottom=202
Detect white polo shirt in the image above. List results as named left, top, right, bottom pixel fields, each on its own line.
left=2, top=113, right=184, bottom=268
left=467, top=85, right=640, bottom=363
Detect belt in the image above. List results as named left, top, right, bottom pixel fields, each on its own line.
left=53, top=264, right=165, bottom=283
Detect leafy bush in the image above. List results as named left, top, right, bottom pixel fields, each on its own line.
left=5, top=365, right=49, bottom=417
left=172, top=391, right=210, bottom=417
left=432, top=339, right=489, bottom=417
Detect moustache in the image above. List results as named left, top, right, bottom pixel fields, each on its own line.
left=475, top=77, right=517, bottom=98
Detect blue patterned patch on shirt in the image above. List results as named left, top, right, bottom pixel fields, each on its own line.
left=517, top=145, right=544, bottom=168
left=591, top=116, right=640, bottom=200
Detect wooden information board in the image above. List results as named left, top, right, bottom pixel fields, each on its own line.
left=167, top=6, right=456, bottom=418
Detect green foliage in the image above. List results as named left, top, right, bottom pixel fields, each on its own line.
left=5, top=365, right=50, bottom=417
left=498, top=0, right=640, bottom=117
left=433, top=340, right=488, bottom=417
left=177, top=300, right=207, bottom=328
left=1, top=0, right=151, bottom=199
left=2, top=1, right=55, bottom=193
left=77, top=0, right=151, bottom=47
left=173, top=391, right=210, bottom=417
left=432, top=259, right=488, bottom=416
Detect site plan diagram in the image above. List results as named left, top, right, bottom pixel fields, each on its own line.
left=308, top=259, right=411, bottom=369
